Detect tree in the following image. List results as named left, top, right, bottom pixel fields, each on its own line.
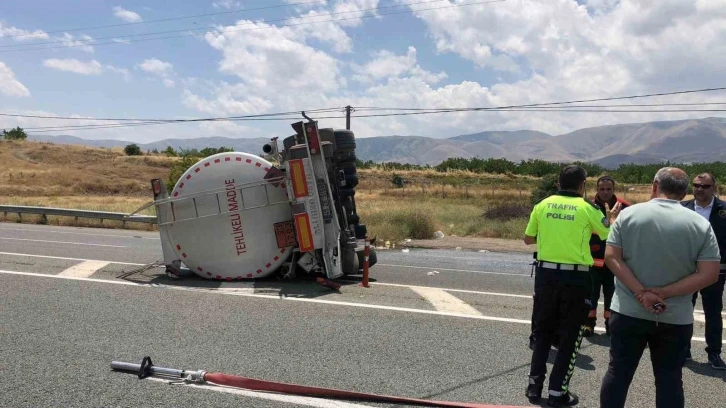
left=162, top=146, right=178, bottom=157
left=3, top=127, right=27, bottom=141
left=530, top=174, right=559, bottom=205
left=124, top=144, right=142, bottom=156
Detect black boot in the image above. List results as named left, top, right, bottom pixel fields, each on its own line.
left=525, top=377, right=544, bottom=403
left=547, top=391, right=579, bottom=407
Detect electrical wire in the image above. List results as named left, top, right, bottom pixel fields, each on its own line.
left=1, top=0, right=329, bottom=40
left=12, top=86, right=726, bottom=133
left=0, top=0, right=448, bottom=49
left=0, top=0, right=506, bottom=53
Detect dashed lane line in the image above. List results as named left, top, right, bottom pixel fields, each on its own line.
left=409, top=286, right=484, bottom=316
left=0, top=237, right=127, bottom=248
left=0, top=226, right=159, bottom=240
left=0, top=269, right=721, bottom=344
left=58, top=260, right=111, bottom=278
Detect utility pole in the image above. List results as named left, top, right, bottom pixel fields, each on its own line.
left=345, top=105, right=352, bottom=130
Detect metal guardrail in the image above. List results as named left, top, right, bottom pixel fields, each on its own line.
left=0, top=205, right=157, bottom=224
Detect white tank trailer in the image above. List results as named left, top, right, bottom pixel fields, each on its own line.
left=148, top=120, right=377, bottom=280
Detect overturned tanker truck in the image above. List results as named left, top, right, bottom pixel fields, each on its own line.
left=148, top=119, right=377, bottom=281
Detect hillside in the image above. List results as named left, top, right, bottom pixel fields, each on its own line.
left=26, top=116, right=726, bottom=167
left=0, top=140, right=173, bottom=197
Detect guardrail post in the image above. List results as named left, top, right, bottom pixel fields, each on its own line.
left=40, top=214, right=47, bottom=224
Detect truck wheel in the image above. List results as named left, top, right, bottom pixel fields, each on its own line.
left=341, top=247, right=359, bottom=275
left=283, top=135, right=298, bottom=152
left=358, top=246, right=377, bottom=269
left=341, top=165, right=357, bottom=175
left=346, top=214, right=360, bottom=225
left=354, top=224, right=367, bottom=239
left=334, top=130, right=356, bottom=153
left=342, top=174, right=359, bottom=188
left=337, top=152, right=357, bottom=164
left=340, top=188, right=355, bottom=198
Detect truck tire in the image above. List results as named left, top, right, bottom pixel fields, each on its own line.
left=342, top=174, right=359, bottom=188
left=340, top=188, right=355, bottom=198
left=346, top=214, right=360, bottom=225
left=283, top=135, right=298, bottom=152
left=334, top=130, right=356, bottom=153
left=341, top=247, right=359, bottom=275
left=342, top=165, right=357, bottom=175
left=354, top=224, right=367, bottom=239
left=337, top=152, right=357, bottom=164
left=358, top=246, right=377, bottom=270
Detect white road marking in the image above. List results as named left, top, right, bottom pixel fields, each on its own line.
left=0, top=226, right=159, bottom=240
left=0, top=252, right=719, bottom=316
left=376, top=263, right=530, bottom=277
left=0, top=252, right=159, bottom=267
left=409, top=286, right=484, bottom=316
left=346, top=281, right=532, bottom=299
left=0, top=269, right=721, bottom=344
left=58, top=260, right=110, bottom=278
left=0, top=237, right=127, bottom=248
left=145, top=377, right=373, bottom=408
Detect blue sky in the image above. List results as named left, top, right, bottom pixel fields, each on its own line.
left=0, top=0, right=724, bottom=143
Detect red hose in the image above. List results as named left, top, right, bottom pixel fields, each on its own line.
left=204, top=372, right=529, bottom=408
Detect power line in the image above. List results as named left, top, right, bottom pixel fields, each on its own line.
left=0, top=0, right=446, bottom=49
left=2, top=0, right=328, bottom=40
left=12, top=86, right=726, bottom=133
left=0, top=107, right=344, bottom=122
left=0, top=0, right=506, bottom=53
left=22, top=108, right=726, bottom=134
left=353, top=87, right=726, bottom=113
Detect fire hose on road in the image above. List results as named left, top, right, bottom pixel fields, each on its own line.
left=111, top=357, right=529, bottom=408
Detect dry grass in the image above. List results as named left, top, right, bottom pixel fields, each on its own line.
left=0, top=140, right=173, bottom=197
left=0, top=140, right=656, bottom=239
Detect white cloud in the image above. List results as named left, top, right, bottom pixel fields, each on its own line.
left=0, top=62, right=30, bottom=97
left=332, top=0, right=380, bottom=27
left=105, top=65, right=132, bottom=81
left=137, top=58, right=173, bottom=75
left=0, top=23, right=49, bottom=41
left=212, top=0, right=242, bottom=9
left=177, top=0, right=726, bottom=141
left=43, top=59, right=103, bottom=75
left=191, top=20, right=345, bottom=116
left=113, top=6, right=142, bottom=23
left=352, top=46, right=447, bottom=84
left=163, top=78, right=175, bottom=88
left=57, top=33, right=95, bottom=53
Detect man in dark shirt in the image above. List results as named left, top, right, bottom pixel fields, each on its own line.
left=681, top=172, right=726, bottom=369
left=584, top=176, right=630, bottom=337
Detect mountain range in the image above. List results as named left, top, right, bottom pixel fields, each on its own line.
left=26, top=117, right=726, bottom=168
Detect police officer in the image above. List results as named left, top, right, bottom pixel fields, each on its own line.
left=524, top=165, right=621, bottom=407
left=583, top=176, right=630, bottom=337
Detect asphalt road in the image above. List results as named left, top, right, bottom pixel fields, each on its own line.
left=1, top=222, right=725, bottom=408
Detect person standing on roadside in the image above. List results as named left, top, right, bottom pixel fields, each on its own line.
left=681, top=172, right=726, bottom=368
left=600, top=167, right=721, bottom=408
left=583, top=176, right=630, bottom=337
left=523, top=164, right=622, bottom=407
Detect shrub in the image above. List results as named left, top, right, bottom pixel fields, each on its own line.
left=124, top=144, right=142, bottom=156
left=484, top=203, right=532, bottom=221
left=530, top=174, right=558, bottom=205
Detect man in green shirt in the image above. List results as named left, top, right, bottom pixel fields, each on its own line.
left=524, top=165, right=622, bottom=407
left=599, top=167, right=721, bottom=408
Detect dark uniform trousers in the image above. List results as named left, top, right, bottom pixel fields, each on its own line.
left=529, top=264, right=592, bottom=393
left=590, top=265, right=615, bottom=317
left=691, top=272, right=726, bottom=355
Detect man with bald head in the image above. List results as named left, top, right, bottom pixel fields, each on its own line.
left=599, top=167, right=721, bottom=408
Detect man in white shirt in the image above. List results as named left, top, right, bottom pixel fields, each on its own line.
left=681, top=172, right=726, bottom=369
